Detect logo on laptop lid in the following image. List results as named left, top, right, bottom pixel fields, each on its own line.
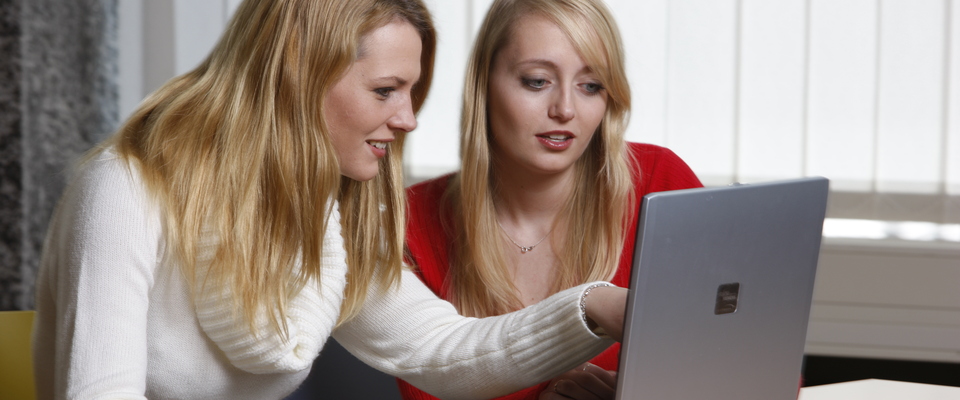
left=715, top=282, right=740, bottom=315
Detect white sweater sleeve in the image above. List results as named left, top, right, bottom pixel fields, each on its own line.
left=33, top=153, right=159, bottom=400
left=192, top=205, right=348, bottom=374
left=333, top=270, right=616, bottom=400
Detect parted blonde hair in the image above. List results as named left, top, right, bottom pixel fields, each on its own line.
left=446, top=0, right=634, bottom=317
left=105, top=0, right=435, bottom=334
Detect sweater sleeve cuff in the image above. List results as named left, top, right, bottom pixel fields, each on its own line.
left=503, top=282, right=617, bottom=387
left=579, top=282, right=615, bottom=338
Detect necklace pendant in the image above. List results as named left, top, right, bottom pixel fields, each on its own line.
left=496, top=220, right=549, bottom=255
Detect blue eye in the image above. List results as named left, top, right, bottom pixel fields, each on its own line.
left=522, top=78, right=548, bottom=90
left=374, top=88, right=395, bottom=98
left=582, top=82, right=604, bottom=94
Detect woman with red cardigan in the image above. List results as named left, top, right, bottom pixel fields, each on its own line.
left=400, top=0, right=702, bottom=398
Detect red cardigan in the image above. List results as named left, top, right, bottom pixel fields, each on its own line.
left=399, top=142, right=703, bottom=400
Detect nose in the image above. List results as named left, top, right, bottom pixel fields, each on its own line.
left=548, top=88, right=575, bottom=123
left=388, top=96, right=418, bottom=133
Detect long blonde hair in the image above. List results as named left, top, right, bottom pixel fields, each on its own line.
left=447, top=0, right=633, bottom=317
left=106, top=0, right=435, bottom=333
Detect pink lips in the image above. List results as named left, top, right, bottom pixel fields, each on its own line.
left=367, top=139, right=392, bottom=158
left=535, top=130, right=575, bottom=150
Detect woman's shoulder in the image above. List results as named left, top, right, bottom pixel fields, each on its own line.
left=404, top=174, right=456, bottom=266
left=627, top=142, right=693, bottom=167
left=406, top=173, right=455, bottom=205
left=626, top=142, right=679, bottom=159
left=626, top=141, right=703, bottom=192
left=66, top=147, right=142, bottom=200
left=40, top=146, right=165, bottom=285
left=71, top=146, right=140, bottom=189
left=53, top=146, right=162, bottom=239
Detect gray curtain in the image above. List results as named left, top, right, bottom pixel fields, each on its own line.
left=0, top=0, right=118, bottom=311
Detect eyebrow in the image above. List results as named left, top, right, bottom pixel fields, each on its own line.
left=515, top=59, right=595, bottom=75
left=375, top=76, right=413, bottom=85
left=516, top=59, right=559, bottom=69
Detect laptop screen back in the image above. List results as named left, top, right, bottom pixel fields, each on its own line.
left=616, top=177, right=828, bottom=400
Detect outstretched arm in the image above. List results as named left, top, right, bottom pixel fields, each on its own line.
left=332, top=270, right=625, bottom=400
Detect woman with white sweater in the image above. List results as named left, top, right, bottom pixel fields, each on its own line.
left=31, top=0, right=626, bottom=399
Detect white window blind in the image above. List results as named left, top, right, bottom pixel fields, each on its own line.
left=409, top=0, right=960, bottom=225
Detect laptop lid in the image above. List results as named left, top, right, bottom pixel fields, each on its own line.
left=615, top=177, right=829, bottom=400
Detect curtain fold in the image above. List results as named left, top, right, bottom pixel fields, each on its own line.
left=0, top=0, right=118, bottom=311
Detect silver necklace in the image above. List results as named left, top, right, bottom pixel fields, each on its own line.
left=496, top=220, right=551, bottom=254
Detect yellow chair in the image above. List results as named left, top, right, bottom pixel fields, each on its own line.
left=0, top=310, right=36, bottom=400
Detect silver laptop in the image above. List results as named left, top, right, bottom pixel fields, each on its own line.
left=615, top=177, right=829, bottom=400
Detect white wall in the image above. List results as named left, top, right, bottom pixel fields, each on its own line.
left=118, top=0, right=241, bottom=118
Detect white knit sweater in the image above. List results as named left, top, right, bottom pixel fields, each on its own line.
left=33, top=149, right=613, bottom=400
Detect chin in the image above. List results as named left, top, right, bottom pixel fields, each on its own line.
left=341, top=168, right=380, bottom=182
left=343, top=174, right=378, bottom=182
left=531, top=159, right=577, bottom=174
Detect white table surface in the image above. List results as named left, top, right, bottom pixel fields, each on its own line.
left=798, top=379, right=960, bottom=400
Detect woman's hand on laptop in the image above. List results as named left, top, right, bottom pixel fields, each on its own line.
left=539, top=363, right=617, bottom=400
left=583, top=286, right=628, bottom=342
